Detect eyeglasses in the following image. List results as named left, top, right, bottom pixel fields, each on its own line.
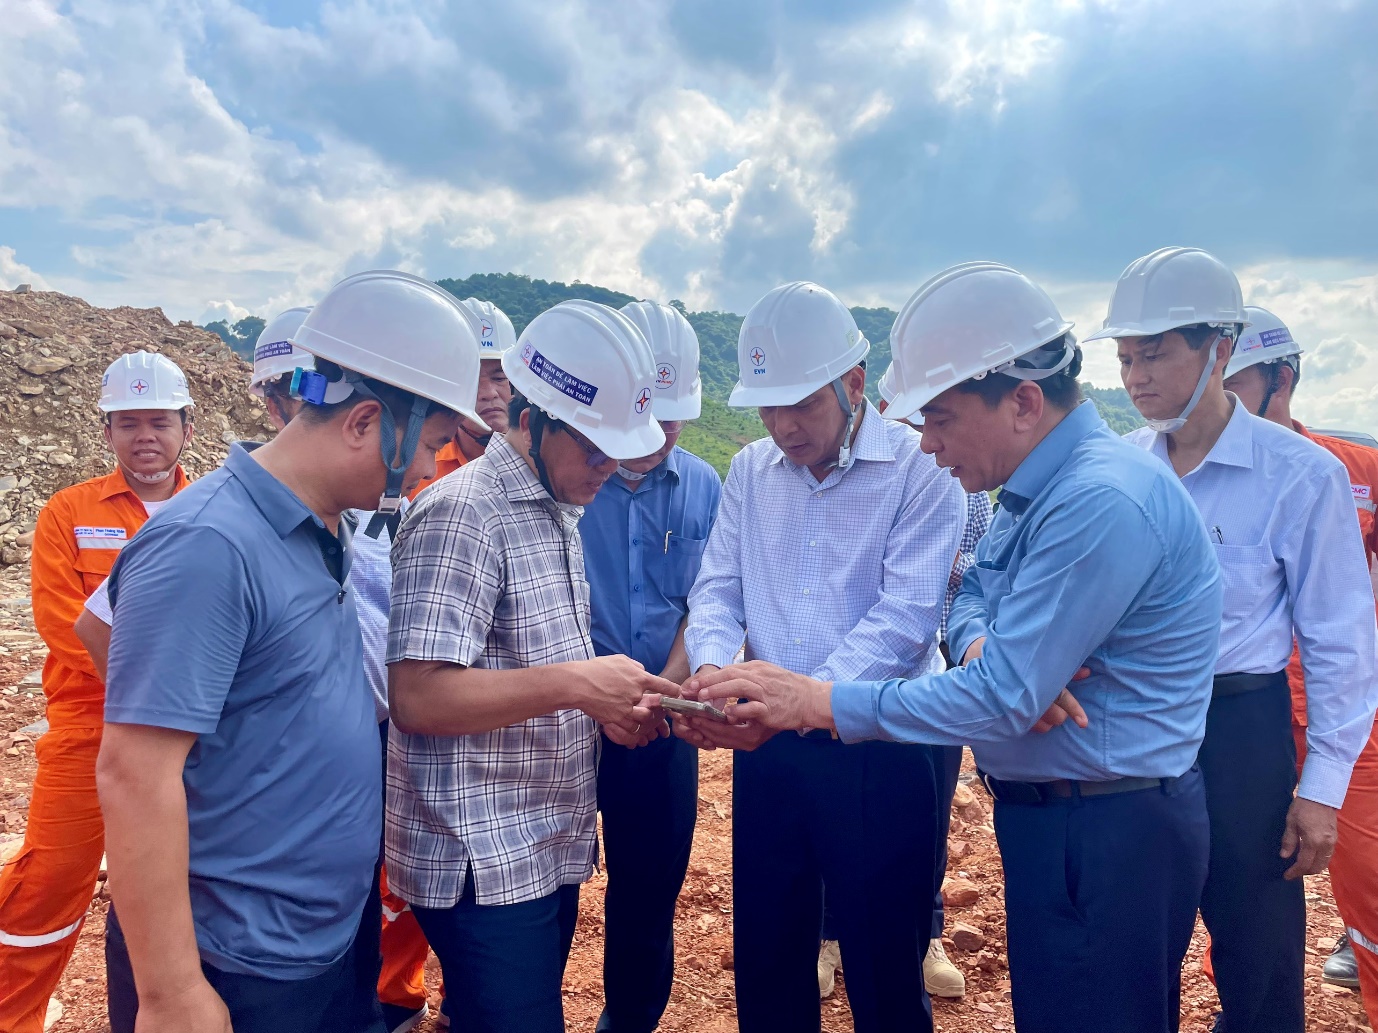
left=565, top=427, right=613, bottom=467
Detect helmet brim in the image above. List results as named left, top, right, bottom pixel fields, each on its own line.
left=652, top=393, right=701, bottom=421
left=584, top=418, right=667, bottom=462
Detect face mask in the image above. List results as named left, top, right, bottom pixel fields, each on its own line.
left=128, top=467, right=174, bottom=484
left=616, top=464, right=649, bottom=481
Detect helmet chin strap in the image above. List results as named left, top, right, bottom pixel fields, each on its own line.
left=117, top=412, right=190, bottom=486
left=831, top=379, right=860, bottom=471
left=459, top=420, right=493, bottom=448
left=526, top=406, right=565, bottom=504
left=1255, top=361, right=1283, bottom=418
left=1146, top=329, right=1232, bottom=435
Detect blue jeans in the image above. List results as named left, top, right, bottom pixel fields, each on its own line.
left=595, top=731, right=698, bottom=1033
left=412, top=874, right=581, bottom=1033
left=995, top=765, right=1210, bottom=1033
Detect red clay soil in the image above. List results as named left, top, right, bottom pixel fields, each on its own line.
left=1, top=644, right=1372, bottom=1032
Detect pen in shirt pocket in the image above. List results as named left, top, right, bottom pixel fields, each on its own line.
left=1211, top=525, right=1224, bottom=544
left=664, top=530, right=673, bottom=554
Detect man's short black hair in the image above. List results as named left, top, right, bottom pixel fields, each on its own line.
left=954, top=335, right=1084, bottom=411
left=509, top=391, right=573, bottom=436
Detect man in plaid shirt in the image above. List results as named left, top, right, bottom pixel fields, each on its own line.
left=385, top=301, right=678, bottom=1033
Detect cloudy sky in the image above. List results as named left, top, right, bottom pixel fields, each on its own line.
left=2, top=0, right=1376, bottom=432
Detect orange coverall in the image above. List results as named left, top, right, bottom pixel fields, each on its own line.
left=1290, top=427, right=1378, bottom=1027
left=0, top=467, right=187, bottom=1033
left=380, top=442, right=468, bottom=1011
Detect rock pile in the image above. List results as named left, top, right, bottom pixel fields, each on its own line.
left=0, top=287, right=275, bottom=567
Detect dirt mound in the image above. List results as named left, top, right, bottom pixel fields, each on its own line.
left=0, top=287, right=274, bottom=567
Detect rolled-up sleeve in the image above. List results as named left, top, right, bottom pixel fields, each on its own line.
left=105, top=525, right=253, bottom=734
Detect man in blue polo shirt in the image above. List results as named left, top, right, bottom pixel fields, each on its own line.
left=682, top=263, right=1222, bottom=1033
left=581, top=301, right=722, bottom=1033
left=95, top=272, right=488, bottom=1033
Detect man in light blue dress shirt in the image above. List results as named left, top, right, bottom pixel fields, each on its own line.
left=684, top=263, right=1222, bottom=1033
left=1089, top=247, right=1378, bottom=1033
left=678, top=281, right=966, bottom=1033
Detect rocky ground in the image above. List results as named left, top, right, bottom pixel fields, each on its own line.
left=0, top=557, right=1371, bottom=1031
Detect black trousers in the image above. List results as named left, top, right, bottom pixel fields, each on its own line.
left=822, top=743, right=961, bottom=943
left=1198, top=675, right=1306, bottom=1033
left=595, top=731, right=699, bottom=1033
left=733, top=733, right=938, bottom=1033
left=106, top=906, right=385, bottom=1033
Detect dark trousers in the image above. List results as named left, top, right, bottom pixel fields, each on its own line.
left=595, top=731, right=698, bottom=1033
left=734, top=733, right=938, bottom=1033
left=106, top=907, right=384, bottom=1033
left=1198, top=677, right=1306, bottom=1033
left=822, top=743, right=961, bottom=943
left=994, top=766, right=1210, bottom=1033
left=413, top=875, right=580, bottom=1033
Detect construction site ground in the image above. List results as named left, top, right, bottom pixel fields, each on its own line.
left=0, top=571, right=1372, bottom=1033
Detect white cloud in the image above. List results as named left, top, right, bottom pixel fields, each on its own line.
left=0, top=245, right=50, bottom=292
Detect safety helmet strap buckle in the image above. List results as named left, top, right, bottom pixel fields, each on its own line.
left=831, top=378, right=859, bottom=471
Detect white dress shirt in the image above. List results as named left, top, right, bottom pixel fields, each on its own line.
left=1127, top=398, right=1378, bottom=807
left=686, top=403, right=965, bottom=682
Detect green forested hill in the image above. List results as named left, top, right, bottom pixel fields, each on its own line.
left=205, top=272, right=1142, bottom=475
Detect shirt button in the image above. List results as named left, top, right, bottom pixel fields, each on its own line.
left=814, top=492, right=822, bottom=498
left=632, top=538, right=640, bottom=546
left=809, top=541, right=816, bottom=547
left=803, top=588, right=811, bottom=595
left=633, top=585, right=641, bottom=593
left=794, top=638, right=802, bottom=645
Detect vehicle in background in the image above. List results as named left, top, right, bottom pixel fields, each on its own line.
left=1313, top=428, right=1378, bottom=450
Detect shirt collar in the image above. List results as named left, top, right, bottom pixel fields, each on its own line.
left=95, top=465, right=189, bottom=503
left=490, top=435, right=555, bottom=504
left=608, top=446, right=684, bottom=494
left=1004, top=399, right=1104, bottom=504
left=767, top=400, right=895, bottom=470
left=1198, top=395, right=1255, bottom=470
left=224, top=443, right=324, bottom=540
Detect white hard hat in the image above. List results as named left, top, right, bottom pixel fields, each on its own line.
left=728, top=281, right=869, bottom=409
left=882, top=262, right=1076, bottom=423
left=459, top=298, right=516, bottom=357
left=1225, top=306, right=1302, bottom=380
left=504, top=300, right=665, bottom=461
left=877, top=362, right=897, bottom=404
left=292, top=270, right=489, bottom=534
left=1084, top=247, right=1247, bottom=434
left=620, top=301, right=702, bottom=421
left=293, top=270, right=487, bottom=426
left=1082, top=247, right=1248, bottom=342
left=100, top=351, right=195, bottom=413
left=249, top=306, right=313, bottom=396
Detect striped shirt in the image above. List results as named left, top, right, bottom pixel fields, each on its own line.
left=384, top=437, right=598, bottom=908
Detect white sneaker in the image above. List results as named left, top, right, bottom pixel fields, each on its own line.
left=923, top=938, right=965, bottom=999
left=818, top=939, right=843, bottom=999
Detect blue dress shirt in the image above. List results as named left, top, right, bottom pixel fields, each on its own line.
left=583, top=446, right=722, bottom=672
left=832, top=400, right=1224, bottom=782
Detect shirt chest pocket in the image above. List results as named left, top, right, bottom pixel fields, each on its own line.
left=972, top=562, right=1012, bottom=617
left=74, top=546, right=122, bottom=597
left=648, top=535, right=708, bottom=599
left=1212, top=542, right=1272, bottom=616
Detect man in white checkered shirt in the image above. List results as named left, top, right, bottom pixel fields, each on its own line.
left=385, top=301, right=679, bottom=1033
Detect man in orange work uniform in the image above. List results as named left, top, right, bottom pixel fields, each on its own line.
left=386, top=297, right=515, bottom=1030
left=0, top=351, right=194, bottom=1033
left=1222, top=306, right=1378, bottom=1026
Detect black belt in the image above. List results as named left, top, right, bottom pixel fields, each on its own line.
left=977, top=770, right=1183, bottom=806
left=1212, top=670, right=1287, bottom=698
